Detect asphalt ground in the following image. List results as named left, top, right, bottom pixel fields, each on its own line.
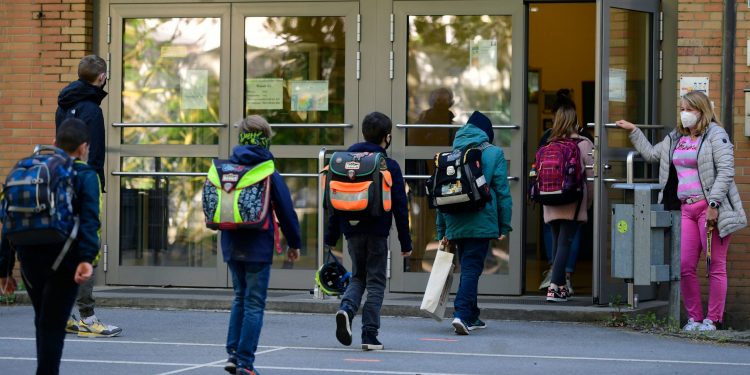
left=2, top=306, right=750, bottom=375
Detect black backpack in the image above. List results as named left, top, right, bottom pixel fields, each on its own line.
left=323, top=152, right=393, bottom=220
left=426, top=144, right=492, bottom=213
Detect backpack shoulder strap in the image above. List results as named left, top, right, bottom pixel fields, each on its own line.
left=478, top=141, right=492, bottom=151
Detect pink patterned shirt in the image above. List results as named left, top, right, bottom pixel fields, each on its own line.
left=673, top=135, right=703, bottom=201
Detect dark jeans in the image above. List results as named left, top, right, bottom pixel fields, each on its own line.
left=453, top=238, right=490, bottom=322
left=340, top=234, right=388, bottom=336
left=19, top=252, right=79, bottom=375
left=226, top=260, right=271, bottom=371
left=543, top=222, right=581, bottom=273
left=75, top=269, right=95, bottom=318
left=549, top=220, right=581, bottom=286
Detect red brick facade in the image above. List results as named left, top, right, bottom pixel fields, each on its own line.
left=0, top=0, right=749, bottom=327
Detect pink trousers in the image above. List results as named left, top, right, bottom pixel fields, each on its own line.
left=680, top=199, right=731, bottom=323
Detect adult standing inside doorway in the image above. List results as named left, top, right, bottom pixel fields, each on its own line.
left=56, top=54, right=122, bottom=338
left=615, top=91, right=747, bottom=331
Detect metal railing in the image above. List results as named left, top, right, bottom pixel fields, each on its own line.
left=112, top=122, right=226, bottom=128
left=396, top=123, right=520, bottom=130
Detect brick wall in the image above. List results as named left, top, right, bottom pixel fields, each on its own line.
left=0, top=0, right=93, bottom=279
left=0, top=0, right=93, bottom=177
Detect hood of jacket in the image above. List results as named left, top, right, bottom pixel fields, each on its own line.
left=57, top=79, right=108, bottom=109
left=452, top=124, right=490, bottom=150
left=347, top=141, right=387, bottom=154
left=229, top=145, right=274, bottom=165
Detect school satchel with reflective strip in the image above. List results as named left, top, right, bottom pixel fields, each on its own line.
left=202, top=159, right=274, bottom=230
left=426, top=145, right=491, bottom=213
left=0, top=146, right=80, bottom=270
left=324, top=152, right=392, bottom=219
left=529, top=138, right=584, bottom=206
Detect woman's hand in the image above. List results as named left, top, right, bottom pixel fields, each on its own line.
left=615, top=120, right=636, bottom=132
left=706, top=207, right=719, bottom=226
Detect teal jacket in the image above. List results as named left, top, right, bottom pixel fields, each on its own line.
left=436, top=124, right=512, bottom=240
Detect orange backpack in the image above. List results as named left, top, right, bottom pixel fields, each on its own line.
left=322, top=152, right=392, bottom=220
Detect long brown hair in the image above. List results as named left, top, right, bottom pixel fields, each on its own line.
left=678, top=91, right=719, bottom=136
left=549, top=105, right=578, bottom=140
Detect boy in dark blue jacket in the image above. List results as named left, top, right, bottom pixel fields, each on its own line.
left=326, top=112, right=412, bottom=350
left=0, top=118, right=102, bottom=375
left=220, top=115, right=302, bottom=375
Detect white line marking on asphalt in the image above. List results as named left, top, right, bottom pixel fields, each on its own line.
left=256, top=346, right=287, bottom=355
left=255, top=366, right=469, bottom=374
left=154, top=359, right=226, bottom=375
left=2, top=337, right=750, bottom=368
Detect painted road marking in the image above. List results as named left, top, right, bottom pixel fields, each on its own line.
left=3, top=337, right=750, bottom=368
left=419, top=337, right=459, bottom=342
left=344, top=358, right=382, bottom=362
left=154, top=359, right=226, bottom=375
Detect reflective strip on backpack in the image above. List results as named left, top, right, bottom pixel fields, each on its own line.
left=381, top=170, right=392, bottom=212
left=435, top=194, right=471, bottom=205
left=236, top=160, right=274, bottom=189
left=330, top=181, right=371, bottom=212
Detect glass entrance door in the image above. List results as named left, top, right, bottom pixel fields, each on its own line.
left=593, top=0, right=660, bottom=304
left=389, top=1, right=524, bottom=294
left=107, top=4, right=231, bottom=287
left=107, top=2, right=359, bottom=288
left=230, top=2, right=360, bottom=289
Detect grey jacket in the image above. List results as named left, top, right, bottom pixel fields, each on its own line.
left=629, top=123, right=747, bottom=238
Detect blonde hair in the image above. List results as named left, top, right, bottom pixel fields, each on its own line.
left=678, top=91, right=719, bottom=136
left=235, top=115, right=272, bottom=137
left=549, top=106, right=578, bottom=140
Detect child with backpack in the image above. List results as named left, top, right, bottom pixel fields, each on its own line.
left=434, top=111, right=512, bottom=335
left=326, top=112, right=412, bottom=350
left=532, top=104, right=594, bottom=302
left=0, top=118, right=102, bottom=375
left=207, top=115, right=302, bottom=375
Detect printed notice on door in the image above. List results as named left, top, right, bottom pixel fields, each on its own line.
left=290, top=80, right=329, bottom=111
left=680, top=77, right=709, bottom=97
left=608, top=68, right=627, bottom=102
left=470, top=39, right=497, bottom=70
left=181, top=69, right=208, bottom=110
left=246, top=78, right=283, bottom=110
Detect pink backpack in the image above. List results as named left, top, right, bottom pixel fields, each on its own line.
left=529, top=138, right=584, bottom=206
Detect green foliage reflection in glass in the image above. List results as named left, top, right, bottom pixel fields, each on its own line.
left=119, top=157, right=216, bottom=268
left=406, top=15, right=513, bottom=147
left=244, top=17, right=345, bottom=145
left=122, top=18, right=221, bottom=145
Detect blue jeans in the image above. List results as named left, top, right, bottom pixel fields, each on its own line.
left=543, top=222, right=581, bottom=273
left=340, top=234, right=388, bottom=336
left=453, top=238, right=490, bottom=322
left=226, top=261, right=271, bottom=371
left=548, top=220, right=581, bottom=286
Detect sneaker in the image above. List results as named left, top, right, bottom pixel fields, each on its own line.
left=698, top=319, right=717, bottom=331
left=682, top=318, right=701, bottom=331
left=565, top=274, right=574, bottom=296
left=538, top=268, right=552, bottom=290
left=451, top=318, right=470, bottom=335
left=546, top=286, right=568, bottom=302
left=77, top=316, right=123, bottom=338
left=361, top=331, right=384, bottom=351
left=235, top=367, right=258, bottom=375
left=224, top=356, right=237, bottom=374
left=65, top=314, right=79, bottom=334
left=467, top=318, right=486, bottom=331
left=335, top=310, right=353, bottom=346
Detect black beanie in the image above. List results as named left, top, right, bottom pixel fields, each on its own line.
left=468, top=111, right=493, bottom=143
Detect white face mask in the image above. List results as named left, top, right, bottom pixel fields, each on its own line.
left=680, top=111, right=699, bottom=128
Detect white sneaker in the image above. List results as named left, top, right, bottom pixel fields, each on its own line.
left=565, top=275, right=574, bottom=297
left=682, top=318, right=701, bottom=331
left=698, top=319, right=716, bottom=331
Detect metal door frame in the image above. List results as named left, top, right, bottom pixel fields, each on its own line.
left=388, top=0, right=525, bottom=294
left=593, top=0, right=661, bottom=304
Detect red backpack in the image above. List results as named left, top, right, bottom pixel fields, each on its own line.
left=529, top=138, right=584, bottom=207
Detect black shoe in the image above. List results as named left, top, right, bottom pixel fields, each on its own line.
left=224, top=356, right=237, bottom=374
left=546, top=286, right=568, bottom=302
left=335, top=309, right=353, bottom=346
left=361, top=331, right=383, bottom=351
left=451, top=318, right=470, bottom=335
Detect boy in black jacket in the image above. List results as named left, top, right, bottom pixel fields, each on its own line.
left=0, top=118, right=102, bottom=375
left=326, top=112, right=412, bottom=350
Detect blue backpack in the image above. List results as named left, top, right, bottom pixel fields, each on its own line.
left=0, top=146, right=80, bottom=270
